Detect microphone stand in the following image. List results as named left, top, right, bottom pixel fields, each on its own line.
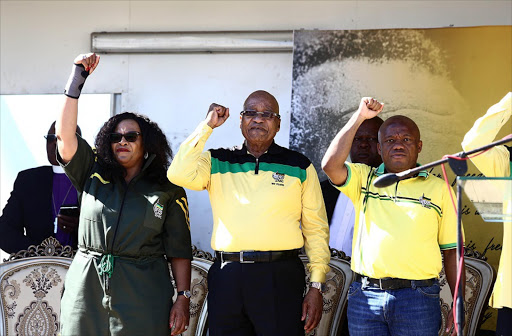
left=373, top=137, right=512, bottom=188
left=373, top=136, right=512, bottom=336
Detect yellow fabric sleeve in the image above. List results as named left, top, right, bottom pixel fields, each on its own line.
left=462, top=92, right=511, bottom=177
left=301, top=164, right=331, bottom=282
left=336, top=163, right=367, bottom=205
left=167, top=121, right=213, bottom=191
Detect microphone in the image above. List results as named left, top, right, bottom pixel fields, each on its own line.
left=373, top=173, right=399, bottom=188
left=373, top=169, right=411, bottom=188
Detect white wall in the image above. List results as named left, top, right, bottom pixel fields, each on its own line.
left=1, top=0, right=511, bottom=253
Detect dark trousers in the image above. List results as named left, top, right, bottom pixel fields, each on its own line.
left=496, top=307, right=512, bottom=336
left=207, top=256, right=306, bottom=336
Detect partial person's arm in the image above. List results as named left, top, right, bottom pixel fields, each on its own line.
left=301, top=164, right=331, bottom=283
left=438, top=181, right=465, bottom=336
left=56, top=53, right=100, bottom=163
left=461, top=92, right=511, bottom=177
left=164, top=186, right=193, bottom=335
left=0, top=173, right=33, bottom=253
left=300, top=164, right=330, bottom=332
left=167, top=104, right=229, bottom=190
left=322, top=98, right=383, bottom=185
left=168, top=257, right=192, bottom=336
left=442, top=248, right=465, bottom=336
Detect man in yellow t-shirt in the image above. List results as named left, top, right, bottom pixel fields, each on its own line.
left=322, top=97, right=462, bottom=336
left=462, top=92, right=511, bottom=336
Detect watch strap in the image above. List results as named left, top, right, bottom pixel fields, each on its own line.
left=177, top=290, right=192, bottom=299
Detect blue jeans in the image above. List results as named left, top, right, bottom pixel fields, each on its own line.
left=347, top=280, right=441, bottom=336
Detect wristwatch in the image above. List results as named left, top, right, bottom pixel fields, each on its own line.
left=309, top=282, right=326, bottom=293
left=177, top=290, right=192, bottom=299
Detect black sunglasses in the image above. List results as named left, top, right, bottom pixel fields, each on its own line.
left=240, top=110, right=280, bottom=120
left=109, top=131, right=141, bottom=143
left=44, top=134, right=57, bottom=142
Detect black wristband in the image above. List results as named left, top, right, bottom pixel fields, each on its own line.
left=64, top=64, right=89, bottom=99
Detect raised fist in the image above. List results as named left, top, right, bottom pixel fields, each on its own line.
left=206, top=103, right=230, bottom=129
left=358, top=97, right=384, bottom=120
left=73, top=53, right=100, bottom=74
left=208, top=103, right=227, bottom=117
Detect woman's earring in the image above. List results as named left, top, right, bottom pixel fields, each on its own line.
left=144, top=152, right=149, bottom=159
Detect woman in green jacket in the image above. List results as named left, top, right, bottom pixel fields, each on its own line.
left=56, top=53, right=192, bottom=336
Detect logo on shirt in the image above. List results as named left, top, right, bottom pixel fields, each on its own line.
left=419, top=194, right=432, bottom=209
left=272, top=172, right=285, bottom=186
left=272, top=172, right=285, bottom=183
left=153, top=202, right=164, bottom=219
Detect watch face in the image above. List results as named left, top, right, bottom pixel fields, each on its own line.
left=179, top=290, right=192, bottom=298
left=310, top=282, right=325, bottom=293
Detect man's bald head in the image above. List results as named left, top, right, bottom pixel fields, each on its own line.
left=243, top=90, right=279, bottom=115
left=378, top=115, right=420, bottom=143
left=360, top=116, right=384, bottom=135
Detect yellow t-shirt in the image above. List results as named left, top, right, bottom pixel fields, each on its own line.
left=336, top=162, right=459, bottom=280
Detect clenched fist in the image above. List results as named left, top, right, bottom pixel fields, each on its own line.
left=206, top=103, right=230, bottom=129
left=358, top=97, right=384, bottom=120
left=73, top=53, right=100, bottom=74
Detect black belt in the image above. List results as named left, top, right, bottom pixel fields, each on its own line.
left=355, top=273, right=436, bottom=290
left=215, top=249, right=300, bottom=263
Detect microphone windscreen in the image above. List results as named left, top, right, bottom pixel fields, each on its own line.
left=373, top=173, right=399, bottom=188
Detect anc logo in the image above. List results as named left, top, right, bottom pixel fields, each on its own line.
left=153, top=202, right=164, bottom=219
left=419, top=194, right=432, bottom=209
left=272, top=172, right=285, bottom=183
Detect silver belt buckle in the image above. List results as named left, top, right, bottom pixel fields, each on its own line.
left=240, top=250, right=255, bottom=263
left=379, top=278, right=384, bottom=290
left=361, top=276, right=369, bottom=289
